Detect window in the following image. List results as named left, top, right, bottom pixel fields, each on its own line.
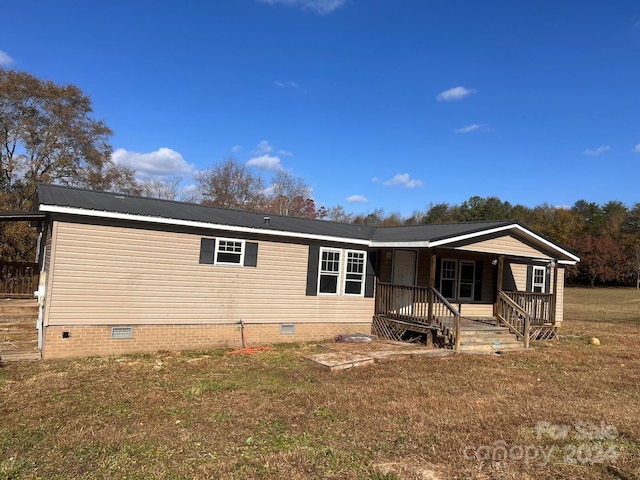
left=439, top=258, right=479, bottom=301
left=315, top=248, right=368, bottom=296
left=440, top=259, right=457, bottom=299
left=318, top=248, right=341, bottom=294
left=532, top=266, right=546, bottom=293
left=215, top=238, right=245, bottom=265
left=344, top=250, right=366, bottom=296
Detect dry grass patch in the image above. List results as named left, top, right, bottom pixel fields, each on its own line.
left=1, top=288, right=639, bottom=479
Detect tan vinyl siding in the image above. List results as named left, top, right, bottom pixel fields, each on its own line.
left=456, top=234, right=552, bottom=259
left=555, top=267, right=565, bottom=324
left=43, top=222, right=59, bottom=327
left=509, top=263, right=528, bottom=291
left=46, top=222, right=373, bottom=327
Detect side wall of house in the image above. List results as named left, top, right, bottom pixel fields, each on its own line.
left=42, top=221, right=373, bottom=359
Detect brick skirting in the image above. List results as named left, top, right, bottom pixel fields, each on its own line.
left=42, top=322, right=373, bottom=359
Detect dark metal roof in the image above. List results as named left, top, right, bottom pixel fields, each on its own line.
left=36, top=184, right=376, bottom=240
left=370, top=221, right=511, bottom=243
left=35, top=183, right=576, bottom=262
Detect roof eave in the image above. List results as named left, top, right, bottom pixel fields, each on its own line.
left=38, top=205, right=371, bottom=246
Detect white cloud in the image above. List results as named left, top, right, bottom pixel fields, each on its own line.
left=346, top=195, right=368, bottom=203
left=246, top=140, right=293, bottom=171
left=111, top=147, right=192, bottom=178
left=634, top=144, right=640, bottom=153
left=0, top=49, right=13, bottom=66
left=454, top=124, right=484, bottom=134
left=231, top=145, right=242, bottom=154
left=371, top=177, right=380, bottom=182
left=255, top=140, right=273, bottom=155
left=246, top=154, right=283, bottom=171
left=436, top=86, right=476, bottom=101
left=258, top=0, right=347, bottom=15
left=584, top=145, right=611, bottom=156
left=275, top=80, right=299, bottom=89
left=383, top=173, right=424, bottom=189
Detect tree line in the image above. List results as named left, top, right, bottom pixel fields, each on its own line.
left=1, top=68, right=638, bottom=287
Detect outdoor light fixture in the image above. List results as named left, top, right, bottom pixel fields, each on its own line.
left=491, top=258, right=498, bottom=266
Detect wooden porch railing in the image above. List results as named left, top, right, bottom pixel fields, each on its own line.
left=375, top=282, right=461, bottom=350
left=0, top=262, right=39, bottom=297
left=496, top=292, right=530, bottom=348
left=503, top=291, right=554, bottom=325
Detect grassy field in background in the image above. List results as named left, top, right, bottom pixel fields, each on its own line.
left=1, top=287, right=639, bottom=479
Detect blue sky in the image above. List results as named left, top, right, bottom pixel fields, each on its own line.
left=2, top=0, right=639, bottom=215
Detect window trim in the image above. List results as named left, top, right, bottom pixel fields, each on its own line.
left=214, top=238, right=246, bottom=266
left=343, top=249, right=367, bottom=297
left=531, top=265, right=546, bottom=293
left=317, top=247, right=342, bottom=295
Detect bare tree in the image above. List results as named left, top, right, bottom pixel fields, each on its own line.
left=194, top=157, right=265, bottom=210
left=267, top=170, right=313, bottom=217
left=141, top=176, right=183, bottom=201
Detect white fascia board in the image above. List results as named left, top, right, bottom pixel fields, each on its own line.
left=558, top=259, right=577, bottom=266
left=369, top=241, right=432, bottom=248
left=39, top=205, right=371, bottom=247
left=427, top=224, right=580, bottom=263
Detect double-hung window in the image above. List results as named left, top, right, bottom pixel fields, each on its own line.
left=318, top=248, right=341, bottom=294
left=531, top=266, right=546, bottom=293
left=344, top=250, right=366, bottom=295
left=215, top=239, right=245, bottom=265
left=316, top=248, right=368, bottom=296
left=440, top=259, right=458, bottom=300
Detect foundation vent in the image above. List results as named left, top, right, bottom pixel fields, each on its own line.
left=280, top=324, right=295, bottom=335
left=111, top=327, right=134, bottom=339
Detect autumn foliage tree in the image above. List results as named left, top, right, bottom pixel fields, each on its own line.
left=0, top=68, right=139, bottom=260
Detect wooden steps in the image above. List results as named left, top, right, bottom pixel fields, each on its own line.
left=458, top=322, right=525, bottom=353
left=0, top=298, right=40, bottom=362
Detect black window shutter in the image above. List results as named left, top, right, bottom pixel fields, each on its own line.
left=199, top=238, right=216, bottom=264
left=244, top=242, right=258, bottom=267
left=306, top=245, right=320, bottom=296
left=545, top=266, right=551, bottom=293
left=474, top=260, right=483, bottom=301
left=364, top=251, right=377, bottom=298
left=526, top=265, right=533, bottom=292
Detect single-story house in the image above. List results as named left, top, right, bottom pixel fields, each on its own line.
left=31, top=184, right=579, bottom=359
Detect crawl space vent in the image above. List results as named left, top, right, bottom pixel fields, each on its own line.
left=111, top=327, right=133, bottom=339
left=280, top=324, right=295, bottom=335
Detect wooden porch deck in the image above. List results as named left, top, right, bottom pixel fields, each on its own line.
left=374, top=282, right=557, bottom=352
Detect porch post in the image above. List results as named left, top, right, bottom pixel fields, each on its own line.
left=551, top=260, right=558, bottom=324
left=428, top=253, right=436, bottom=327
left=494, top=255, right=505, bottom=318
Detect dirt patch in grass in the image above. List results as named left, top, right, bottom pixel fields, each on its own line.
left=1, top=287, right=639, bottom=479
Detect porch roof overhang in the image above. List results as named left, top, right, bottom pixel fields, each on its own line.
left=370, top=223, right=580, bottom=265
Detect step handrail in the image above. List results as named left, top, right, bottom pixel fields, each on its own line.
left=431, top=287, right=461, bottom=350
left=496, top=291, right=531, bottom=347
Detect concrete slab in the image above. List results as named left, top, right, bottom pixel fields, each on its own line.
left=305, top=352, right=375, bottom=371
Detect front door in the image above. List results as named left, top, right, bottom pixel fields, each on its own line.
left=393, top=250, right=417, bottom=314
